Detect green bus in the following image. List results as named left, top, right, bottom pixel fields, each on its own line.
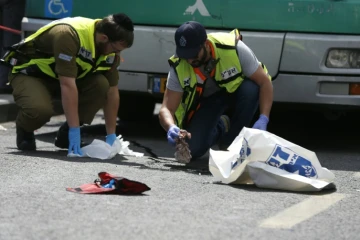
left=22, top=0, right=360, bottom=120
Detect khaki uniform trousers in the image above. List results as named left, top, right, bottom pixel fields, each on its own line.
left=10, top=73, right=110, bottom=132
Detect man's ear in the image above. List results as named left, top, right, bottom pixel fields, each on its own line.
left=205, top=39, right=211, bottom=51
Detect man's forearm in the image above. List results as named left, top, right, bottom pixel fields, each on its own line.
left=103, top=87, right=119, bottom=135
left=59, top=76, right=79, bottom=127
left=159, top=108, right=176, bottom=131
left=259, top=81, right=273, bottom=118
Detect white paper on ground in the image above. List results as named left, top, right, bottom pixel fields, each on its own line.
left=209, top=127, right=336, bottom=192
left=67, top=135, right=144, bottom=159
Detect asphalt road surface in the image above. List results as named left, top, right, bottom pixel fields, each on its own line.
left=0, top=104, right=359, bottom=240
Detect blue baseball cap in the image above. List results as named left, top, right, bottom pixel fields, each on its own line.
left=175, top=21, right=207, bottom=59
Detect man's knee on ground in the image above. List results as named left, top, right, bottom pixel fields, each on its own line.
left=24, top=104, right=53, bottom=121
left=19, top=104, right=53, bottom=131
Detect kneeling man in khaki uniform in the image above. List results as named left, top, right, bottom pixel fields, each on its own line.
left=1, top=13, right=134, bottom=155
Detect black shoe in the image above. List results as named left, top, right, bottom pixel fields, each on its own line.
left=54, top=122, right=87, bottom=149
left=16, top=125, right=36, bottom=151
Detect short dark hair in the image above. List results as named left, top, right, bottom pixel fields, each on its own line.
left=95, top=13, right=134, bottom=47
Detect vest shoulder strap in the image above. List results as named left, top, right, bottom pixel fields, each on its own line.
left=168, top=56, right=180, bottom=68
left=229, top=28, right=243, bottom=58
left=209, top=28, right=243, bottom=50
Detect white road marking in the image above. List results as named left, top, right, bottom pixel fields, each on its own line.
left=354, top=172, right=360, bottom=178
left=259, top=193, right=346, bottom=229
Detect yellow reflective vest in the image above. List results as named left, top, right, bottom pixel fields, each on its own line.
left=3, top=17, right=116, bottom=79
left=168, top=29, right=271, bottom=129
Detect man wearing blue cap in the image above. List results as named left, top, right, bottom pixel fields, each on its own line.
left=159, top=21, right=273, bottom=161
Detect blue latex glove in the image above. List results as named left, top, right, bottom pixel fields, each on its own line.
left=106, top=133, right=117, bottom=146
left=102, top=179, right=116, bottom=188
left=252, top=114, right=269, bottom=131
left=68, top=127, right=83, bottom=156
left=167, top=124, right=180, bottom=146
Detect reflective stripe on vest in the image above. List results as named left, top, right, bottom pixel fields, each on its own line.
left=10, top=17, right=115, bottom=79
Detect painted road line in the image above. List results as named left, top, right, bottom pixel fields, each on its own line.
left=259, top=193, right=346, bottom=229
left=354, top=172, right=360, bottom=178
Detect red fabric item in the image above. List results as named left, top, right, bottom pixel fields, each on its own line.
left=66, top=172, right=151, bottom=195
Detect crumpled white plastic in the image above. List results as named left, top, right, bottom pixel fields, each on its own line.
left=67, top=135, right=144, bottom=159
left=209, top=127, right=336, bottom=192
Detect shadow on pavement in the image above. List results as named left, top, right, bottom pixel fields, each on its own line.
left=6, top=148, right=212, bottom=176
left=164, top=157, right=211, bottom=175
left=6, top=148, right=128, bottom=163
left=268, top=105, right=360, bottom=153
left=34, top=120, right=213, bottom=175
left=226, top=182, right=338, bottom=195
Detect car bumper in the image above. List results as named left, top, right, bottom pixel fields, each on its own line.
left=273, top=74, right=360, bottom=106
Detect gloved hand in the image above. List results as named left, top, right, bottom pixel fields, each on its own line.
left=167, top=124, right=180, bottom=146
left=252, top=114, right=269, bottom=131
left=68, top=127, right=83, bottom=156
left=106, top=133, right=117, bottom=146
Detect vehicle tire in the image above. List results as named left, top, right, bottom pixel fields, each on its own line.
left=117, top=92, right=156, bottom=121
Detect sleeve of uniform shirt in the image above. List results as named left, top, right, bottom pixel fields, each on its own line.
left=52, top=25, right=80, bottom=78
left=103, top=53, right=120, bottom=87
left=236, top=40, right=261, bottom=78
left=166, top=66, right=184, bottom=92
